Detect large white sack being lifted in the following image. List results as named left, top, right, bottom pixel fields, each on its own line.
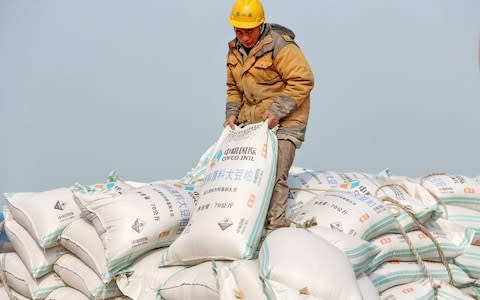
left=162, top=121, right=277, bottom=265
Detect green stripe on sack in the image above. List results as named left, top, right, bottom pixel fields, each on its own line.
left=32, top=285, right=65, bottom=299
left=440, top=196, right=480, bottom=206
left=361, top=217, right=396, bottom=240
left=417, top=290, right=435, bottom=300
left=107, top=240, right=173, bottom=274
left=92, top=282, right=121, bottom=298
left=32, top=265, right=53, bottom=278
left=365, top=244, right=461, bottom=273
left=344, top=243, right=378, bottom=258
left=372, top=269, right=455, bottom=288
left=438, top=290, right=474, bottom=300
left=39, top=228, right=64, bottom=247
left=260, top=242, right=270, bottom=278
left=259, top=243, right=276, bottom=300
left=447, top=215, right=480, bottom=223
left=245, top=131, right=278, bottom=258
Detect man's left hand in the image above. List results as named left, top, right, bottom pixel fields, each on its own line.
left=262, top=111, right=279, bottom=129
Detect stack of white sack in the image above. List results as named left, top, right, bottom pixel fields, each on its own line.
left=58, top=172, right=198, bottom=299
left=1, top=187, right=81, bottom=298
left=3, top=119, right=480, bottom=299
left=287, top=169, right=480, bottom=299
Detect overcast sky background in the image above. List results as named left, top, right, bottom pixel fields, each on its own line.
left=1, top=0, right=479, bottom=197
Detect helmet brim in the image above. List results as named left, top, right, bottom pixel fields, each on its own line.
left=229, top=18, right=264, bottom=29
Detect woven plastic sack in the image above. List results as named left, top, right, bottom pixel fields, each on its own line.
left=368, top=261, right=474, bottom=293
left=158, top=261, right=229, bottom=300
left=289, top=191, right=398, bottom=240
left=116, top=248, right=185, bottom=300
left=53, top=253, right=122, bottom=299
left=357, top=273, right=380, bottom=300
left=45, top=287, right=90, bottom=300
left=217, top=259, right=267, bottom=300
left=73, top=180, right=196, bottom=274
left=59, top=218, right=115, bottom=283
left=259, top=227, right=363, bottom=300
left=0, top=252, right=65, bottom=299
left=0, top=287, right=31, bottom=300
left=366, top=218, right=474, bottom=273
left=5, top=218, right=68, bottom=278
left=307, top=226, right=380, bottom=276
left=454, top=244, right=480, bottom=279
left=379, top=279, right=472, bottom=299
left=162, top=122, right=277, bottom=265
left=3, top=188, right=81, bottom=248
left=421, top=174, right=480, bottom=211
left=440, top=205, right=480, bottom=245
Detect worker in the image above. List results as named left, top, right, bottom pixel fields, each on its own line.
left=224, top=0, right=315, bottom=233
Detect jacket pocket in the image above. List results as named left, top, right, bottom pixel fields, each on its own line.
left=227, top=55, right=239, bottom=67
left=253, top=55, right=281, bottom=85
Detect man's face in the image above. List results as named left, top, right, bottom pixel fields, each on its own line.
left=234, top=26, right=261, bottom=49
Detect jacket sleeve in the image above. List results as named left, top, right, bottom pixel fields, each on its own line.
left=268, top=44, right=314, bottom=120
left=225, top=53, right=242, bottom=119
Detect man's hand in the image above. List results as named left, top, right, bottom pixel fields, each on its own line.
left=224, top=115, right=237, bottom=129
left=262, top=111, right=279, bottom=129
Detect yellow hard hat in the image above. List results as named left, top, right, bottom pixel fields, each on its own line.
left=229, top=0, right=265, bottom=29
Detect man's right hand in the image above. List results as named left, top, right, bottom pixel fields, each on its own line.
left=224, top=115, right=237, bottom=129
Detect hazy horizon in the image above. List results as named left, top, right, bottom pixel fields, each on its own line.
left=1, top=0, right=479, bottom=196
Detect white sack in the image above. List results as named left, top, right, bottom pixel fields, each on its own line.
left=158, top=261, right=229, bottom=300
left=368, top=261, right=474, bottom=293
left=379, top=279, right=473, bottom=300
left=307, top=226, right=380, bottom=276
left=259, top=227, right=363, bottom=300
left=162, top=122, right=277, bottom=265
left=3, top=188, right=81, bottom=248
left=179, top=143, right=217, bottom=186
left=53, top=253, right=122, bottom=300
left=286, top=189, right=319, bottom=219
left=421, top=174, right=480, bottom=211
left=370, top=177, right=442, bottom=231
left=287, top=167, right=377, bottom=193
left=115, top=248, right=185, bottom=300
left=286, top=168, right=378, bottom=217
left=262, top=280, right=323, bottom=300
left=0, top=286, right=31, bottom=300
left=73, top=180, right=195, bottom=273
left=217, top=259, right=267, bottom=300
left=5, top=218, right=68, bottom=278
left=366, top=218, right=474, bottom=273
left=461, top=286, right=480, bottom=299
left=440, top=205, right=480, bottom=245
left=0, top=252, right=65, bottom=299
left=44, top=287, right=90, bottom=300
left=454, top=244, right=480, bottom=279
left=289, top=191, right=398, bottom=240
left=59, top=218, right=114, bottom=283
left=356, top=273, right=380, bottom=300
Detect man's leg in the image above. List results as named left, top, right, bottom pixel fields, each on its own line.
left=265, top=139, right=296, bottom=232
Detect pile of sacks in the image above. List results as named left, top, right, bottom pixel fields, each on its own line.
left=1, top=122, right=480, bottom=299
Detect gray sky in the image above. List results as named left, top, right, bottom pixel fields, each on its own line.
left=1, top=0, right=479, bottom=196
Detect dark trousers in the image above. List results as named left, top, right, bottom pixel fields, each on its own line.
left=265, top=139, right=296, bottom=231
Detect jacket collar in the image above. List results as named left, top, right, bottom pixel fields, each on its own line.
left=228, top=23, right=274, bottom=60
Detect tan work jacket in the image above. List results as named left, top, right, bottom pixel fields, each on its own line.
left=226, top=23, right=314, bottom=147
